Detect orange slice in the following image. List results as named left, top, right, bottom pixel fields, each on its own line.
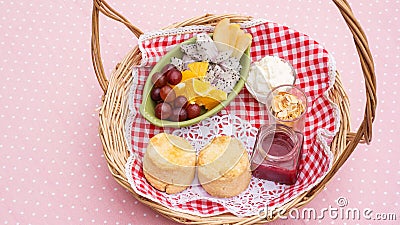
left=172, top=77, right=227, bottom=110
left=172, top=82, right=187, bottom=97
left=193, top=79, right=212, bottom=96
left=181, top=70, right=198, bottom=82
left=192, top=79, right=227, bottom=109
left=190, top=96, right=221, bottom=110
left=187, top=62, right=208, bottom=79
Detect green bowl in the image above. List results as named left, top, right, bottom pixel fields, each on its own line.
left=139, top=36, right=251, bottom=128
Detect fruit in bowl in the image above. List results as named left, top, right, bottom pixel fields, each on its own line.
left=139, top=19, right=252, bottom=127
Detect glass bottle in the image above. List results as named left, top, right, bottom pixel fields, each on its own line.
left=250, top=123, right=304, bottom=185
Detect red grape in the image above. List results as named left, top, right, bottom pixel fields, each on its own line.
left=161, top=64, right=176, bottom=73
left=150, top=87, right=162, bottom=101
left=174, top=96, right=188, bottom=108
left=166, top=69, right=182, bottom=85
left=186, top=103, right=201, bottom=119
left=160, top=86, right=176, bottom=103
left=151, top=72, right=167, bottom=87
left=169, top=108, right=188, bottom=122
left=154, top=102, right=172, bottom=120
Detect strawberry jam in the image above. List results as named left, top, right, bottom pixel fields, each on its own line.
left=250, top=124, right=303, bottom=185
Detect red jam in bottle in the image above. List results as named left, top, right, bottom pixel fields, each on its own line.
left=250, top=124, right=304, bottom=185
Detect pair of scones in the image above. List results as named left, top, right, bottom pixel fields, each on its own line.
left=143, top=133, right=251, bottom=198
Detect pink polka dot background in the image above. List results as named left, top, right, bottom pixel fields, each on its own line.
left=0, top=0, right=398, bottom=224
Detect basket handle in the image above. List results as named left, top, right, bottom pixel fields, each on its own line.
left=312, top=1, right=376, bottom=191
left=90, top=0, right=376, bottom=143
left=332, top=0, right=377, bottom=144
left=91, top=0, right=143, bottom=93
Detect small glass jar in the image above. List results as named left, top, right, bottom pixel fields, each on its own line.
left=266, top=84, right=307, bottom=133
left=250, top=124, right=304, bottom=185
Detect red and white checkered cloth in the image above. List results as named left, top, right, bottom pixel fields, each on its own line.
left=127, top=19, right=338, bottom=216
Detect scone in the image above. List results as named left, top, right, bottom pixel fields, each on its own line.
left=143, top=133, right=196, bottom=194
left=197, top=136, right=251, bottom=198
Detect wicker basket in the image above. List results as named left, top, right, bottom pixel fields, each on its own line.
left=91, top=0, right=376, bottom=224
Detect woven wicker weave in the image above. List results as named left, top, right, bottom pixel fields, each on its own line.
left=91, top=0, right=376, bottom=224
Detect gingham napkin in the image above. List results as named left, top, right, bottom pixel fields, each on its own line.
left=126, top=19, right=339, bottom=216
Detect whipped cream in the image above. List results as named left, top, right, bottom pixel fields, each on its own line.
left=246, top=56, right=295, bottom=103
